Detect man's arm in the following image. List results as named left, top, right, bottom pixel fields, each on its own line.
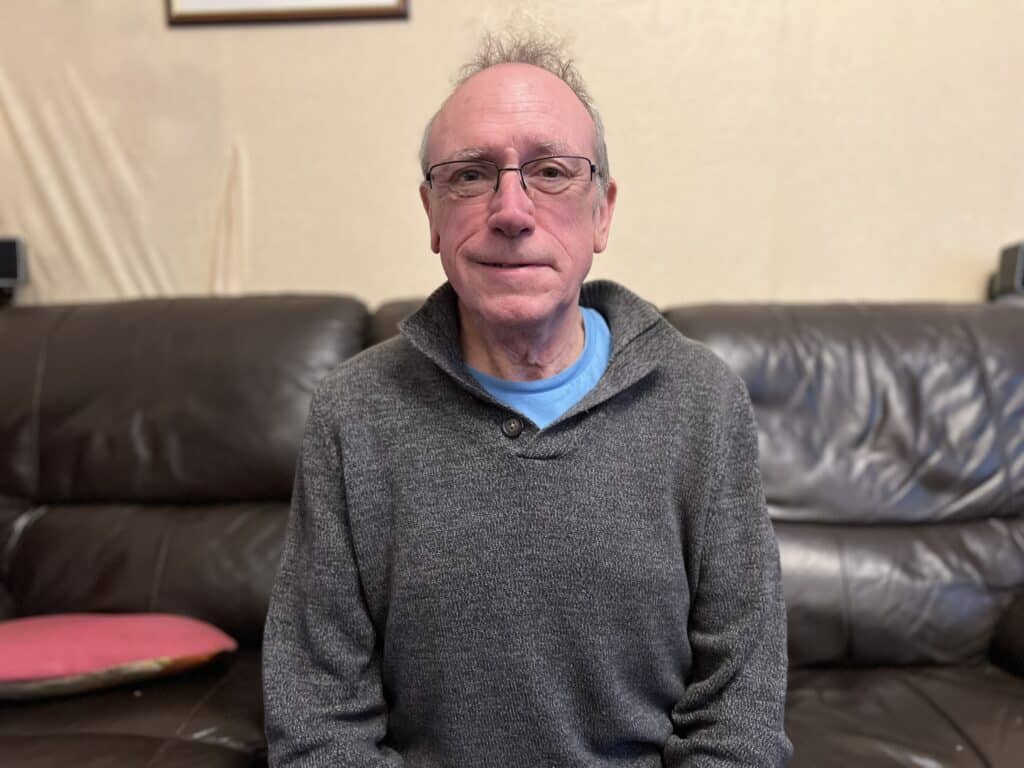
left=663, top=376, right=792, bottom=767
left=262, top=386, right=402, bottom=767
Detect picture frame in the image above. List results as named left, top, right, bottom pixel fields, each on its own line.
left=167, top=0, right=408, bottom=24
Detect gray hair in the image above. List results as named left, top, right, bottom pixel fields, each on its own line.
left=419, top=31, right=610, bottom=193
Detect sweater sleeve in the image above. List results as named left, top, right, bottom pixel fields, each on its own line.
left=262, top=386, right=403, bottom=767
left=662, top=376, right=793, bottom=767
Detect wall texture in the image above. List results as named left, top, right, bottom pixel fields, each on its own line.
left=1, top=1, right=1021, bottom=306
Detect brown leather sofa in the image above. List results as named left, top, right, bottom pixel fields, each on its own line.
left=2, top=293, right=1023, bottom=767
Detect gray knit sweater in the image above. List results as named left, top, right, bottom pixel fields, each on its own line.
left=262, top=280, right=792, bottom=767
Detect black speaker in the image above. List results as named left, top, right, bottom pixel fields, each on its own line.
left=0, top=238, right=28, bottom=305
left=989, top=242, right=1024, bottom=300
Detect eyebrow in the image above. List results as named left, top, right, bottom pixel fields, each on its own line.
left=445, top=141, right=576, bottom=164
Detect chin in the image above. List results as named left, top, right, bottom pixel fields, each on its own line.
left=461, top=290, right=571, bottom=331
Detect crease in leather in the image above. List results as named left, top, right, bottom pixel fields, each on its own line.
left=144, top=734, right=175, bottom=768
left=961, top=319, right=1015, bottom=519
left=28, top=309, right=61, bottom=502
left=148, top=526, right=170, bottom=611
left=172, top=667, right=236, bottom=747
left=2, top=506, right=47, bottom=584
left=2, top=729, right=252, bottom=752
left=139, top=669, right=240, bottom=767
left=895, top=671, right=992, bottom=768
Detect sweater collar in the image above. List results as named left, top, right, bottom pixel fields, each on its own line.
left=399, top=280, right=667, bottom=419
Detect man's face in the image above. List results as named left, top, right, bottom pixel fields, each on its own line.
left=420, top=63, right=617, bottom=331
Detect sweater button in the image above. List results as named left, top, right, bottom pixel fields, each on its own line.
left=501, top=417, right=524, bottom=438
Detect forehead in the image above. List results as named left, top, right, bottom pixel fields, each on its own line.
left=429, top=63, right=595, bottom=162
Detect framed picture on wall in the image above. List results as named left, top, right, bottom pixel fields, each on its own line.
left=167, top=0, right=408, bottom=23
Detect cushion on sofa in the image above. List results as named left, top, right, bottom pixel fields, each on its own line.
left=786, top=665, right=1024, bottom=768
left=0, top=296, right=369, bottom=505
left=666, top=303, right=1024, bottom=668
left=0, top=613, right=237, bottom=700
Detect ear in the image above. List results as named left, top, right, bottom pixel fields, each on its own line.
left=592, top=178, right=617, bottom=254
left=419, top=184, right=441, bottom=253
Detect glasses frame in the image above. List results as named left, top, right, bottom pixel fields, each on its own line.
left=424, top=155, right=598, bottom=198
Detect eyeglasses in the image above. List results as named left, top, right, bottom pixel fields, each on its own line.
left=425, top=155, right=597, bottom=198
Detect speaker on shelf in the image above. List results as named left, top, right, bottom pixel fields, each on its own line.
left=0, top=238, right=28, bottom=306
left=988, top=242, right=1024, bottom=301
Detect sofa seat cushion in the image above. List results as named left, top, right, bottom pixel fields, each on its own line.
left=0, top=648, right=264, bottom=767
left=0, top=613, right=238, bottom=700
left=0, top=733, right=260, bottom=768
left=786, top=664, right=1024, bottom=767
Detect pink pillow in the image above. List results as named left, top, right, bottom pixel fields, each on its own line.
left=0, top=613, right=238, bottom=700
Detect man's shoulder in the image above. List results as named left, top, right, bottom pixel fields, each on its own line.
left=653, top=320, right=741, bottom=390
left=312, top=334, right=424, bottom=408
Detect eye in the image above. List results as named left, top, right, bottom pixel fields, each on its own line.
left=534, top=161, right=570, bottom=179
left=456, top=167, right=484, bottom=183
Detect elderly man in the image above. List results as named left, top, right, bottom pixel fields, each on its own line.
left=263, top=35, right=791, bottom=767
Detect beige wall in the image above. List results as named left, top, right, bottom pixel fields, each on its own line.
left=1, top=0, right=1022, bottom=307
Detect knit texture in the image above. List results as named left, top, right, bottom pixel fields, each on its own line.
left=263, top=280, right=792, bottom=767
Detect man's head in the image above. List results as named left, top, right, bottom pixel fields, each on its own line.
left=419, top=33, right=617, bottom=333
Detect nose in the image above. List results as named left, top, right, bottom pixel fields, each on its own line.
left=487, top=168, right=535, bottom=239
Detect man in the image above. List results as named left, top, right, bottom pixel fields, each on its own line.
left=263, top=33, right=792, bottom=767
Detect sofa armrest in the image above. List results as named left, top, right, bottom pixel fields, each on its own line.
left=991, top=592, right=1024, bottom=677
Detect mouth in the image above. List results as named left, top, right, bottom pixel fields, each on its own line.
left=478, top=261, right=548, bottom=270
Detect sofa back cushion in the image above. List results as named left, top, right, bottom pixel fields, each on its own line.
left=664, top=303, right=1024, bottom=666
left=0, top=296, right=367, bottom=503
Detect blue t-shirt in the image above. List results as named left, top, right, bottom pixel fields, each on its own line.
left=468, top=307, right=612, bottom=430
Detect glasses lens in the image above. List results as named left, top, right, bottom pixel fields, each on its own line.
left=432, top=162, right=497, bottom=197
left=522, top=156, right=590, bottom=194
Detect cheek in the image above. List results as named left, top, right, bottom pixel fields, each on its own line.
left=540, top=207, right=595, bottom=258
left=434, top=205, right=482, bottom=254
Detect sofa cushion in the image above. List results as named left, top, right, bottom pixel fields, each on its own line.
left=6, top=503, right=287, bottom=646
left=786, top=665, right=1024, bottom=767
left=0, top=648, right=265, bottom=767
left=0, top=295, right=367, bottom=504
left=777, top=518, right=1024, bottom=666
left=0, top=613, right=237, bottom=700
left=664, top=303, right=1024, bottom=525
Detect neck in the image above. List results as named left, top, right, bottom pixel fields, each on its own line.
left=459, top=303, right=585, bottom=381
